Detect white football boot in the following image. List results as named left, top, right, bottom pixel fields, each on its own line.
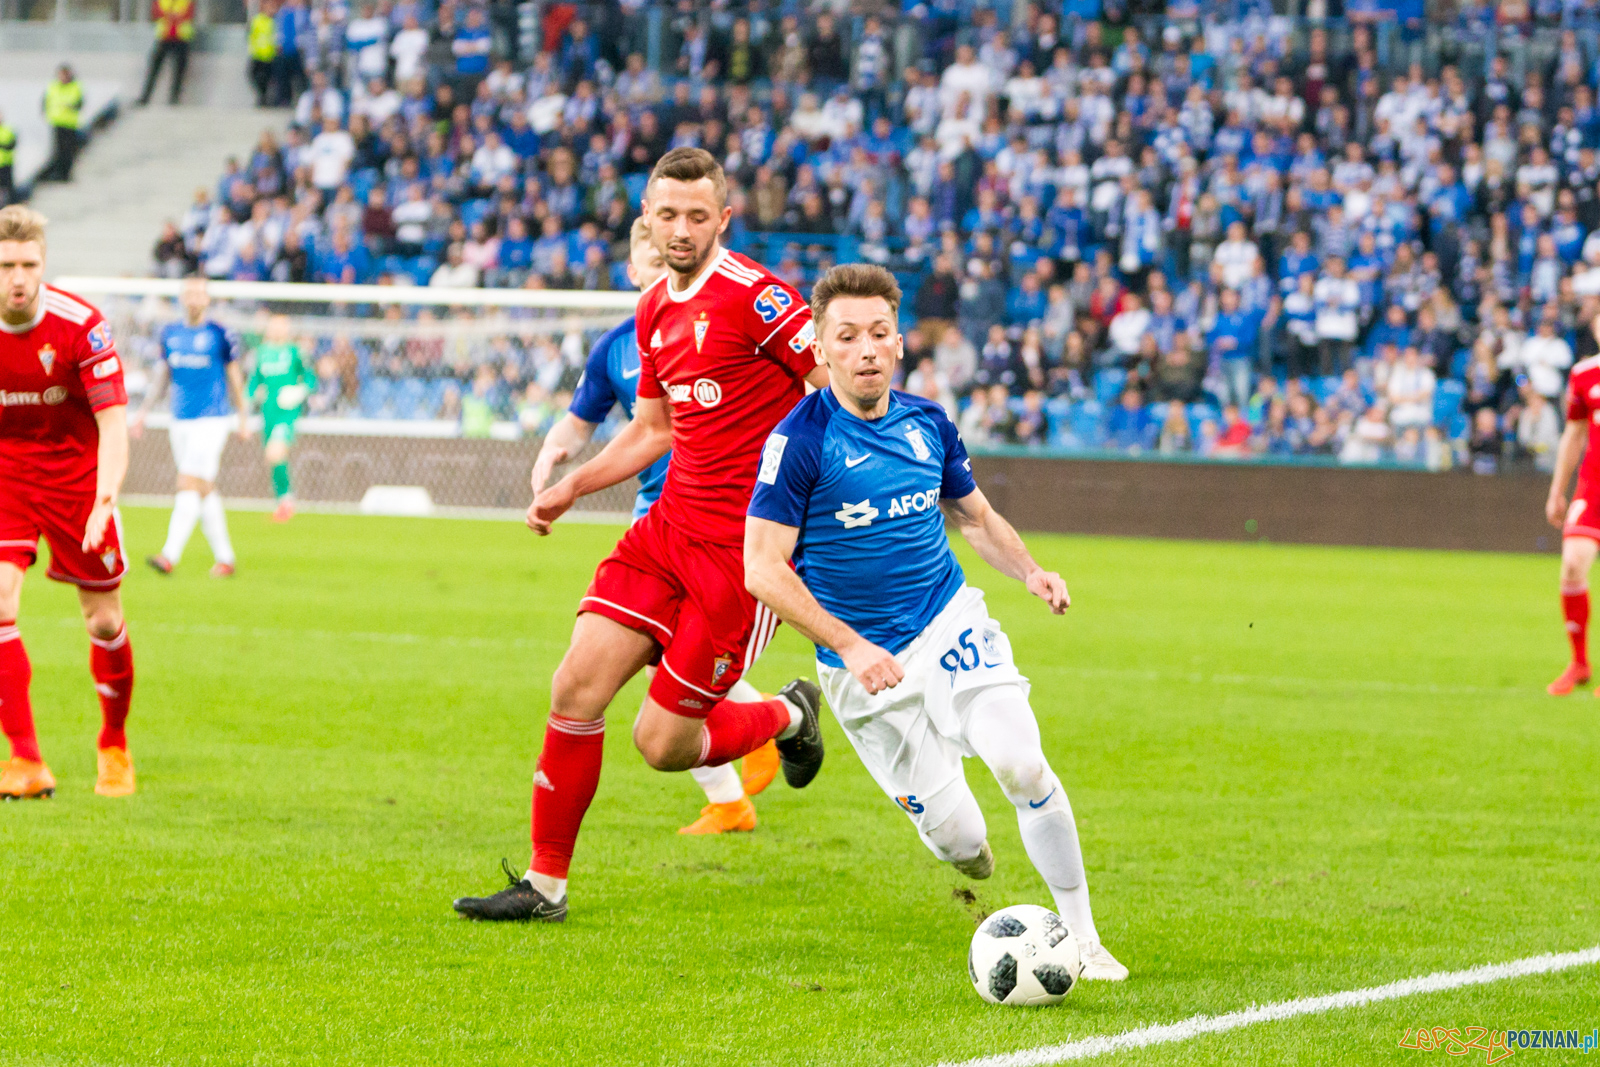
left=1077, top=938, right=1129, bottom=981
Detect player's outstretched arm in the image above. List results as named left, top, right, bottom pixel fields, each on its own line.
left=128, top=360, right=169, bottom=439
left=1547, top=418, right=1590, bottom=529
left=529, top=413, right=598, bottom=503
left=744, top=516, right=905, bottom=694
left=226, top=363, right=253, bottom=439
left=529, top=396, right=671, bottom=535
left=942, top=488, right=1070, bottom=614
left=85, top=405, right=129, bottom=552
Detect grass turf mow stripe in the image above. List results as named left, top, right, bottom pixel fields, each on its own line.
left=938, top=946, right=1600, bottom=1067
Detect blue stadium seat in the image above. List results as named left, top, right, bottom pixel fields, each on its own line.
left=360, top=378, right=393, bottom=419
left=609, top=261, right=633, bottom=290
left=408, top=256, right=436, bottom=286
left=394, top=377, right=427, bottom=420
left=1449, top=348, right=1470, bottom=379
left=1434, top=379, right=1467, bottom=425
left=624, top=173, right=648, bottom=206
left=459, top=199, right=493, bottom=229
left=423, top=379, right=451, bottom=417
left=1070, top=400, right=1106, bottom=448
left=1093, top=368, right=1126, bottom=404
left=1446, top=412, right=1470, bottom=439
left=1310, top=376, right=1340, bottom=402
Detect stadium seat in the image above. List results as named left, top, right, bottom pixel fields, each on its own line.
left=1449, top=348, right=1470, bottom=379
left=394, top=378, right=427, bottom=420
left=624, top=173, right=648, bottom=206
left=1070, top=400, right=1107, bottom=448
left=423, top=379, right=451, bottom=417
left=1094, top=368, right=1126, bottom=404
left=1434, top=379, right=1467, bottom=425
left=360, top=378, right=393, bottom=419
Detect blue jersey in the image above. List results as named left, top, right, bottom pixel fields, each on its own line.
left=568, top=316, right=669, bottom=520
left=748, top=388, right=978, bottom=668
left=158, top=320, right=236, bottom=420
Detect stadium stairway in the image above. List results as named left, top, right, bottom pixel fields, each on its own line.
left=28, top=102, right=287, bottom=278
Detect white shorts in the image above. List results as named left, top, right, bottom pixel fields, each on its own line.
left=817, top=585, right=1029, bottom=836
left=168, top=416, right=233, bottom=482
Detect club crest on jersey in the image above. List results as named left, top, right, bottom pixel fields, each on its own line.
left=753, top=284, right=792, bottom=324
left=100, top=548, right=118, bottom=573
left=87, top=322, right=112, bottom=354
left=712, top=654, right=733, bottom=686
left=905, top=426, right=932, bottom=461
left=693, top=313, right=710, bottom=353
left=36, top=344, right=56, bottom=375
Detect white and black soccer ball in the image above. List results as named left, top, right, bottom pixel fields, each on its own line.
left=968, top=904, right=1082, bottom=1006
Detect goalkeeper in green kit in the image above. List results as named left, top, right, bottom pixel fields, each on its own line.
left=247, top=314, right=316, bottom=523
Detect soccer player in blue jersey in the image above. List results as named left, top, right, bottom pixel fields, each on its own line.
left=744, top=264, right=1128, bottom=980
left=527, top=217, right=781, bottom=836
left=131, top=276, right=249, bottom=577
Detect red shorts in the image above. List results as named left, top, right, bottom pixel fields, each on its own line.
left=0, top=481, right=127, bottom=590
left=580, top=508, right=780, bottom=717
left=1567, top=475, right=1600, bottom=542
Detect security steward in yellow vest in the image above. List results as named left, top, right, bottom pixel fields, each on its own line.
left=248, top=0, right=279, bottom=109
left=0, top=112, right=15, bottom=205
left=40, top=66, right=83, bottom=183
left=139, top=0, right=196, bottom=106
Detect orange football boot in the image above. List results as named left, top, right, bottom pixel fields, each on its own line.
left=95, top=747, right=136, bottom=797
left=271, top=499, right=295, bottom=523
left=1548, top=662, right=1591, bottom=695
left=678, top=797, right=757, bottom=835
left=0, top=758, right=56, bottom=799
left=741, top=739, right=780, bottom=796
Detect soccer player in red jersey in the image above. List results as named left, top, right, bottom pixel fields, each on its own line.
left=1546, top=321, right=1600, bottom=695
left=0, top=206, right=136, bottom=798
left=454, top=149, right=829, bottom=922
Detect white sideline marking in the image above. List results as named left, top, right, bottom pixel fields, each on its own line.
left=938, top=946, right=1600, bottom=1067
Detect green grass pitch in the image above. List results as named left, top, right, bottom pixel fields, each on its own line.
left=3, top=506, right=1597, bottom=1066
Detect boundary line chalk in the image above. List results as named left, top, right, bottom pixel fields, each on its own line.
left=938, top=946, right=1600, bottom=1067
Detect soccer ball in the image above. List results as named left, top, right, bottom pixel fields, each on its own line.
left=968, top=904, right=1081, bottom=1006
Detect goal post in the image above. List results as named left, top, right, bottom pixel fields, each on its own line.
left=57, top=277, right=644, bottom=520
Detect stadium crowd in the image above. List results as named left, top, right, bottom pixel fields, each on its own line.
left=148, top=0, right=1600, bottom=470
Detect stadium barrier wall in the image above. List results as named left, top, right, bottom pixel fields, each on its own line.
left=127, top=423, right=638, bottom=517
left=128, top=424, right=1554, bottom=552
left=968, top=454, right=1555, bottom=554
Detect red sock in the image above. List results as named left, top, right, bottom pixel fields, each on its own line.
left=698, top=697, right=791, bottom=767
left=90, top=624, right=134, bottom=751
left=0, top=622, right=39, bottom=763
left=529, top=714, right=604, bottom=880
left=1563, top=585, right=1590, bottom=668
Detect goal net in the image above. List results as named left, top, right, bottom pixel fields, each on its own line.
left=57, top=278, right=643, bottom=520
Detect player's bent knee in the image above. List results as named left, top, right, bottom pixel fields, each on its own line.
left=922, top=810, right=986, bottom=863
left=991, top=756, right=1054, bottom=806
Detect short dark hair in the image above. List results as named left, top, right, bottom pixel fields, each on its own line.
left=647, top=148, right=728, bottom=208
left=811, top=264, right=902, bottom=328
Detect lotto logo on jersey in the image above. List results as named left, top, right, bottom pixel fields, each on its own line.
left=753, top=284, right=792, bottom=324
left=87, top=322, right=113, bottom=354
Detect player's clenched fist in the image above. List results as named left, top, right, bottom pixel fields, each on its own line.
left=1026, top=569, right=1070, bottom=614
left=82, top=496, right=115, bottom=552
left=527, top=479, right=576, bottom=536
left=841, top=637, right=904, bottom=695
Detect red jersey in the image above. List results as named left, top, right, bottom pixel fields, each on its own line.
left=0, top=285, right=127, bottom=488
left=635, top=248, right=815, bottom=545
left=1567, top=355, right=1600, bottom=480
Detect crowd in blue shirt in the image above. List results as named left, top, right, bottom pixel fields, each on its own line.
left=150, top=0, right=1600, bottom=470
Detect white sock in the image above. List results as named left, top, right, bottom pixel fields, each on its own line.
left=691, top=763, right=744, bottom=803
left=967, top=685, right=1101, bottom=944
left=161, top=489, right=203, bottom=563
left=727, top=678, right=762, bottom=703
left=776, top=695, right=803, bottom=739
left=525, top=870, right=566, bottom=902
left=199, top=492, right=235, bottom=565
